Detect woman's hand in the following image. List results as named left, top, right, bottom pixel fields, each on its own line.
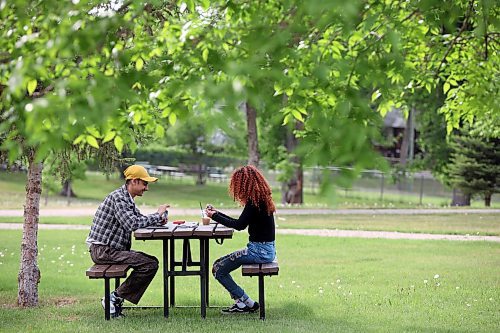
left=204, top=206, right=217, bottom=218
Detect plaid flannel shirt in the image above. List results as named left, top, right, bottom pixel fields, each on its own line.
left=87, top=185, right=161, bottom=251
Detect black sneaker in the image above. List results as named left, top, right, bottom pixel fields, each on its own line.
left=248, top=302, right=259, bottom=313
left=221, top=302, right=259, bottom=314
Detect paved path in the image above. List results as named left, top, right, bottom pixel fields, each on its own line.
left=1, top=223, right=499, bottom=242
left=1, top=208, right=499, bottom=217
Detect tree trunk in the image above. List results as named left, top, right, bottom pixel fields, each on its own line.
left=59, top=180, right=76, bottom=198
left=196, top=163, right=205, bottom=185
left=451, top=188, right=471, bottom=206
left=283, top=121, right=304, bottom=204
left=18, top=149, right=42, bottom=307
left=484, top=193, right=491, bottom=207
left=245, top=102, right=260, bottom=167
left=399, top=108, right=415, bottom=166
left=285, top=166, right=303, bottom=204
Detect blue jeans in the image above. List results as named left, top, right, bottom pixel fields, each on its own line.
left=212, top=241, right=276, bottom=301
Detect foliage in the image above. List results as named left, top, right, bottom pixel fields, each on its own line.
left=132, top=144, right=245, bottom=168
left=1, top=0, right=497, bottom=179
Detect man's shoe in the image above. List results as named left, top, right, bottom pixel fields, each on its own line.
left=101, top=291, right=124, bottom=317
left=221, top=301, right=259, bottom=314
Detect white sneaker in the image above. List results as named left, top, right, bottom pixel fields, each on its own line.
left=101, top=291, right=124, bottom=316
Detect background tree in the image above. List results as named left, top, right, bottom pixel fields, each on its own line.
left=446, top=127, right=500, bottom=207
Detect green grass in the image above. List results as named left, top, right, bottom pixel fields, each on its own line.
left=0, top=230, right=499, bottom=332
left=1, top=213, right=500, bottom=236
left=274, top=213, right=500, bottom=236
left=2, top=170, right=498, bottom=209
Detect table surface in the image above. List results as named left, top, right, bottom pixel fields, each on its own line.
left=135, top=222, right=233, bottom=239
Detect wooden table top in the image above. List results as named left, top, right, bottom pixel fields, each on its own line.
left=134, top=222, right=233, bottom=239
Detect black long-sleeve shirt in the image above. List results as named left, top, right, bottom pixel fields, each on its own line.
left=211, top=201, right=275, bottom=242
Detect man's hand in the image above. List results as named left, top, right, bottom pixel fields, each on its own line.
left=157, top=204, right=170, bottom=224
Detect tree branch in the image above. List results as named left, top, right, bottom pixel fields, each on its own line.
left=434, top=0, right=475, bottom=78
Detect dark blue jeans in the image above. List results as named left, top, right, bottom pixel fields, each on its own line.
left=212, top=241, right=276, bottom=301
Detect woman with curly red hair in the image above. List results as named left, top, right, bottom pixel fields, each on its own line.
left=205, top=165, right=276, bottom=314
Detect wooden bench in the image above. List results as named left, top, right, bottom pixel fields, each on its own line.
left=241, top=261, right=279, bottom=320
left=86, top=264, right=130, bottom=320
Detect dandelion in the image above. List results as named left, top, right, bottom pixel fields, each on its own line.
left=434, top=274, right=440, bottom=279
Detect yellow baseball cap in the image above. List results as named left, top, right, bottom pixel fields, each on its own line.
left=123, top=165, right=158, bottom=182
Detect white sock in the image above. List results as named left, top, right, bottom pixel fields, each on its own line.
left=235, top=299, right=246, bottom=308
left=240, top=296, right=255, bottom=307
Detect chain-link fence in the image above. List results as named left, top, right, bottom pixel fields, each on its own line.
left=260, top=167, right=498, bottom=206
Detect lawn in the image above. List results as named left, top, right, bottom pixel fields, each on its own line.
left=1, top=170, right=498, bottom=209
left=1, top=213, right=499, bottom=236
left=0, top=230, right=499, bottom=333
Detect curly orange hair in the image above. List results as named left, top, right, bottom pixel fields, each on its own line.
left=229, top=165, right=276, bottom=215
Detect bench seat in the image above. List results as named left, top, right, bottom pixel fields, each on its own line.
left=86, top=264, right=130, bottom=320
left=241, top=261, right=279, bottom=319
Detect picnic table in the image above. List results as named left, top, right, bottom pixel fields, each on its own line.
left=134, top=222, right=233, bottom=318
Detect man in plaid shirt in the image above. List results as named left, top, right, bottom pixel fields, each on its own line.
left=86, top=165, right=170, bottom=318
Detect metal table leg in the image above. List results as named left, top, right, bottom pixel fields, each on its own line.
left=200, top=238, right=207, bottom=318
left=205, top=239, right=210, bottom=305
left=163, top=239, right=169, bottom=318
left=169, top=238, right=175, bottom=307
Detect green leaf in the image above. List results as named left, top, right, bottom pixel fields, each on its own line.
left=443, top=82, right=450, bottom=94
left=136, top=58, right=144, bottom=71
left=114, top=136, right=124, bottom=153
left=73, top=135, right=85, bottom=145
left=282, top=114, right=292, bottom=125
left=169, top=112, right=177, bottom=125
left=27, top=79, right=37, bottom=96
left=155, top=124, right=165, bottom=138
left=86, top=126, right=101, bottom=138
left=202, top=49, right=209, bottom=62
left=291, top=109, right=304, bottom=121
left=102, top=131, right=116, bottom=143
left=86, top=135, right=99, bottom=149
